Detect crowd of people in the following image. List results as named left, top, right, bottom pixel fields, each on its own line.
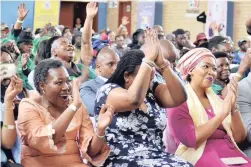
left=1, top=2, right=251, bottom=167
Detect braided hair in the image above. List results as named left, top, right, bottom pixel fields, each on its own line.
left=106, top=49, right=144, bottom=87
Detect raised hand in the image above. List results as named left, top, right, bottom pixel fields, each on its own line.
left=221, top=79, right=238, bottom=118
left=17, top=3, right=29, bottom=21
left=121, top=16, right=129, bottom=26
left=142, top=29, right=159, bottom=62
left=228, top=78, right=238, bottom=112
left=239, top=48, right=251, bottom=74
left=5, top=75, right=23, bottom=102
left=86, top=2, right=98, bottom=19
left=71, top=79, right=82, bottom=109
left=97, top=104, right=115, bottom=131
left=2, top=40, right=20, bottom=55
left=21, top=53, right=30, bottom=68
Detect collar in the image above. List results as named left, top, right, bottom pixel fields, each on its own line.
left=98, top=76, right=108, bottom=82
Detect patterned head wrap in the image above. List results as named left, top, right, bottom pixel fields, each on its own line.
left=177, top=48, right=215, bottom=80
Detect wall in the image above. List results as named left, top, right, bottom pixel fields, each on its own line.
left=233, top=1, right=251, bottom=47
left=131, top=1, right=139, bottom=34
left=107, top=2, right=119, bottom=32
left=162, top=1, right=208, bottom=42
left=1, top=1, right=35, bottom=29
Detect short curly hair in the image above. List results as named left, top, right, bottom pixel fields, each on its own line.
left=34, top=59, right=63, bottom=94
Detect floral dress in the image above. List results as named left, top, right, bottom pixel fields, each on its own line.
left=94, top=82, right=193, bottom=167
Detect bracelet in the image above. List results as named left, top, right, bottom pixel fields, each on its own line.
left=4, top=103, right=15, bottom=110
left=142, top=62, right=153, bottom=71
left=142, top=58, right=156, bottom=68
left=159, top=60, right=171, bottom=73
left=16, top=19, right=24, bottom=24
left=68, top=104, right=78, bottom=112
left=94, top=127, right=106, bottom=141
left=3, top=124, right=15, bottom=130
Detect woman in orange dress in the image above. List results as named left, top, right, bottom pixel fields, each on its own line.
left=17, top=59, right=114, bottom=167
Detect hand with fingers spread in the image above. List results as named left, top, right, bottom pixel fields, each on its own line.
left=97, top=104, right=115, bottom=131
left=142, top=29, right=159, bottom=62
left=121, top=16, right=130, bottom=26
left=86, top=2, right=98, bottom=19
left=17, top=3, right=29, bottom=21
left=5, top=75, right=23, bottom=102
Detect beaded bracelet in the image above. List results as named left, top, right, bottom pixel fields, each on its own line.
left=142, top=61, right=153, bottom=71
left=159, top=60, right=171, bottom=73
left=94, top=125, right=106, bottom=141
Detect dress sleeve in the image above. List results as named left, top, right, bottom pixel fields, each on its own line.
left=78, top=105, right=110, bottom=166
left=94, top=83, right=120, bottom=116
left=17, top=100, right=67, bottom=154
left=167, top=102, right=197, bottom=148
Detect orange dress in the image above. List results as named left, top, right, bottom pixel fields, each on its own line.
left=17, top=98, right=110, bottom=167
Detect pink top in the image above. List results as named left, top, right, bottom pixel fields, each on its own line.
left=167, top=102, right=251, bottom=167
left=17, top=98, right=110, bottom=167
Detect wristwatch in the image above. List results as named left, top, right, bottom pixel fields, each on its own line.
left=68, top=104, right=78, bottom=112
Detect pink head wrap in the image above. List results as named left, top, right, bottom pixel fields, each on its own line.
left=177, top=48, right=215, bottom=80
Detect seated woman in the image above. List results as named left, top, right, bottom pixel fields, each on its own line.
left=168, top=48, right=250, bottom=167
left=1, top=47, right=28, bottom=164
left=211, top=52, right=231, bottom=95
left=1, top=76, right=23, bottom=167
left=17, top=59, right=114, bottom=167
left=212, top=51, right=251, bottom=96
left=94, top=29, right=192, bottom=166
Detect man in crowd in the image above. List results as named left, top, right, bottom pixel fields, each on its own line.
left=0, top=23, right=9, bottom=39
left=80, top=47, right=119, bottom=116
left=111, top=35, right=129, bottom=58
left=173, top=29, right=194, bottom=51
left=233, top=39, right=248, bottom=64
left=152, top=25, right=165, bottom=40
left=237, top=48, right=251, bottom=158
left=166, top=33, right=176, bottom=46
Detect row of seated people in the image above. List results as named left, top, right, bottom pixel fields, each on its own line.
left=2, top=28, right=251, bottom=167
left=2, top=2, right=251, bottom=167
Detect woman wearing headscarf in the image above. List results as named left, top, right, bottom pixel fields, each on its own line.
left=167, top=48, right=251, bottom=166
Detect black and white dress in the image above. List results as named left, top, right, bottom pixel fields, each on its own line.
left=94, top=82, right=193, bottom=167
